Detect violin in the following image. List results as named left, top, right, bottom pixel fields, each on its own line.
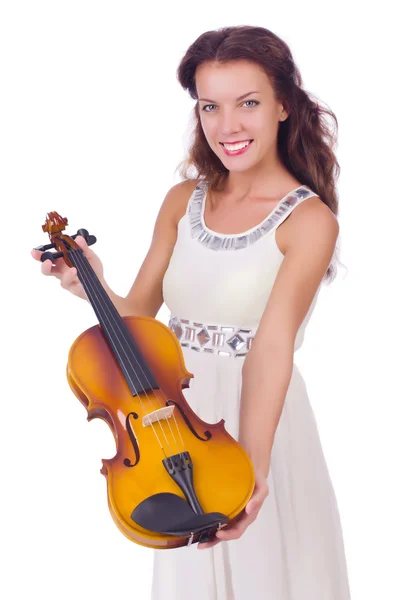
left=35, top=212, right=255, bottom=549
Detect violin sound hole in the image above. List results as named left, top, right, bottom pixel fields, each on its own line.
left=166, top=400, right=211, bottom=442
left=124, top=411, right=140, bottom=468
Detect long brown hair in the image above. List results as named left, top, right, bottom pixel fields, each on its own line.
left=175, top=25, right=346, bottom=284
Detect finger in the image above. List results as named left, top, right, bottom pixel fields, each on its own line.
left=216, top=517, right=254, bottom=540
left=41, top=257, right=69, bottom=278
left=215, top=524, right=245, bottom=541
left=75, top=235, right=94, bottom=259
left=216, top=510, right=259, bottom=541
left=246, top=497, right=261, bottom=515
left=245, top=491, right=262, bottom=515
left=245, top=495, right=267, bottom=520
left=216, top=522, right=244, bottom=541
left=60, top=267, right=79, bottom=288
left=246, top=483, right=269, bottom=515
left=200, top=479, right=269, bottom=545
left=197, top=538, right=222, bottom=550
left=31, top=249, right=43, bottom=261
left=32, top=248, right=54, bottom=272
left=41, top=258, right=57, bottom=276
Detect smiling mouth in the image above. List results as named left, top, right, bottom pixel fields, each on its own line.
left=219, top=139, right=254, bottom=155
left=220, top=139, right=253, bottom=147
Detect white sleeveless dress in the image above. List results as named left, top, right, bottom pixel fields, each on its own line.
left=152, top=181, right=351, bottom=600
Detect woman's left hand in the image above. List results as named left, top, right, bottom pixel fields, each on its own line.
left=197, top=470, right=269, bottom=550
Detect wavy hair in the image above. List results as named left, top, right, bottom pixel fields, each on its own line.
left=175, top=25, right=346, bottom=284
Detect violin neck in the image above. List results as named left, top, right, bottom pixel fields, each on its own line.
left=67, top=248, right=159, bottom=396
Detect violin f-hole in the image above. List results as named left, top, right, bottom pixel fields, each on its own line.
left=123, top=411, right=140, bottom=467
left=166, top=400, right=212, bottom=442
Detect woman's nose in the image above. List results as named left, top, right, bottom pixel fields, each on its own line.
left=218, top=110, right=242, bottom=136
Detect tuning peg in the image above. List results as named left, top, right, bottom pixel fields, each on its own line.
left=76, top=228, right=89, bottom=240
left=86, top=234, right=97, bottom=245
left=33, top=229, right=97, bottom=260
left=73, top=231, right=97, bottom=246
left=41, top=250, right=64, bottom=263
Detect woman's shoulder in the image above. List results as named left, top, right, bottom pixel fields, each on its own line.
left=170, top=178, right=201, bottom=224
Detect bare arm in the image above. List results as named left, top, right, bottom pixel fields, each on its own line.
left=32, top=179, right=197, bottom=318
left=239, top=198, right=339, bottom=477
left=116, top=179, right=197, bottom=317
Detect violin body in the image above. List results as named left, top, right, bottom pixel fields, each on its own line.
left=67, top=315, right=255, bottom=549
left=36, top=212, right=255, bottom=549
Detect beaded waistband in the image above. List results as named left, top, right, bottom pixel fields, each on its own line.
left=168, top=315, right=257, bottom=358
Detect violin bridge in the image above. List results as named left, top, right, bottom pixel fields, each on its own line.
left=142, top=405, right=175, bottom=427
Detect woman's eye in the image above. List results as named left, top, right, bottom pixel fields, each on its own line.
left=244, top=100, right=259, bottom=108
left=201, top=100, right=259, bottom=112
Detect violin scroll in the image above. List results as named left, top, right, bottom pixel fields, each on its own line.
left=41, top=211, right=69, bottom=236
left=34, top=211, right=97, bottom=265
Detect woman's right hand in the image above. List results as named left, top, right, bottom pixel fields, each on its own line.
left=31, top=235, right=104, bottom=301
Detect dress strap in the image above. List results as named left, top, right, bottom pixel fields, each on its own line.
left=185, top=182, right=202, bottom=216
left=271, top=186, right=319, bottom=231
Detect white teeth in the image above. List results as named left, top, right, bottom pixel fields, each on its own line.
left=223, top=140, right=251, bottom=151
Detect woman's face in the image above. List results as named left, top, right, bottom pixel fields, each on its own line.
left=195, top=60, right=286, bottom=172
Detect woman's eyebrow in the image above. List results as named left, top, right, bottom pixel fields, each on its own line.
left=198, top=90, right=260, bottom=102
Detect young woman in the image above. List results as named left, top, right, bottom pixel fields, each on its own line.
left=32, top=24, right=351, bottom=600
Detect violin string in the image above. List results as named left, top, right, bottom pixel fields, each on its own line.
left=70, top=248, right=186, bottom=456
left=70, top=250, right=172, bottom=456
left=70, top=249, right=181, bottom=456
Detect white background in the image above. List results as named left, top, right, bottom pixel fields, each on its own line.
left=1, top=1, right=396, bottom=598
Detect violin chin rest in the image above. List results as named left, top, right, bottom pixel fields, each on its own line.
left=131, top=492, right=229, bottom=536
